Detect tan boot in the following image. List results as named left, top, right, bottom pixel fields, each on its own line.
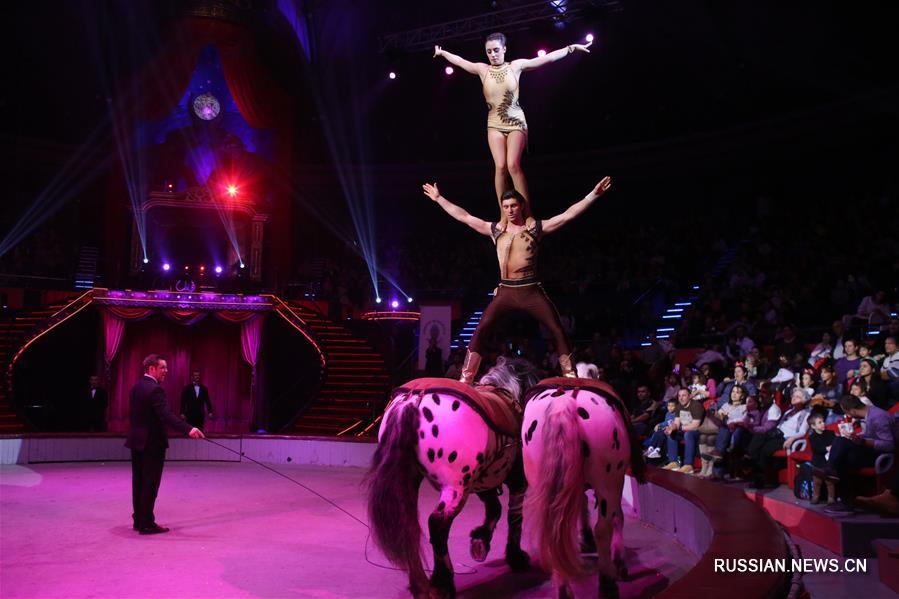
left=459, top=351, right=482, bottom=385
left=559, top=353, right=576, bottom=378
left=810, top=477, right=823, bottom=504
left=825, top=480, right=836, bottom=505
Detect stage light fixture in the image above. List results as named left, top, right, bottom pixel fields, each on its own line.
left=199, top=265, right=205, bottom=272
left=391, top=300, right=399, bottom=309
left=239, top=262, right=245, bottom=269
left=226, top=184, right=238, bottom=197
left=375, top=297, right=382, bottom=304
left=537, top=49, right=546, bottom=57
left=445, top=66, right=454, bottom=75
left=162, top=263, right=171, bottom=271
left=215, top=266, right=223, bottom=274
left=142, top=257, right=149, bottom=264
left=586, top=33, right=594, bottom=43
left=388, top=71, right=396, bottom=80
left=407, top=297, right=413, bottom=303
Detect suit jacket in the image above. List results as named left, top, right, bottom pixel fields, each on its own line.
left=88, top=387, right=108, bottom=410
left=180, top=383, right=212, bottom=416
left=125, top=375, right=192, bottom=451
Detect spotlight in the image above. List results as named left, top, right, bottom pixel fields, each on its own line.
left=388, top=71, right=396, bottom=80
left=162, top=263, right=171, bottom=271
left=375, top=297, right=382, bottom=304
left=184, top=266, right=190, bottom=271
left=586, top=33, right=594, bottom=43
left=142, top=257, right=149, bottom=264
left=391, top=300, right=399, bottom=309
left=199, top=265, right=205, bottom=272
left=214, top=266, right=223, bottom=274
left=226, top=184, right=238, bottom=197
left=537, top=49, right=546, bottom=57
left=445, top=66, right=454, bottom=75
left=239, top=262, right=245, bottom=269
left=407, top=297, right=413, bottom=303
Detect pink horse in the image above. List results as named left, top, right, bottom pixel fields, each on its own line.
left=522, top=378, right=646, bottom=598
left=367, top=358, right=538, bottom=598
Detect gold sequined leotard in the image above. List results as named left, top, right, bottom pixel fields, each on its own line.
left=483, top=63, right=527, bottom=133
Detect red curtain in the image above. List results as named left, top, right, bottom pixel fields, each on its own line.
left=107, top=315, right=251, bottom=434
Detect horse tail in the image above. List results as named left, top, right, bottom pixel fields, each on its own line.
left=528, top=398, right=585, bottom=581
left=366, top=401, right=425, bottom=583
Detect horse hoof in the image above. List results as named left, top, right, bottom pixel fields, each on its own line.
left=505, top=548, right=530, bottom=571
left=470, top=537, right=489, bottom=562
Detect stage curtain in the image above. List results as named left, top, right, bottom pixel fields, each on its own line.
left=105, top=306, right=155, bottom=321
left=107, top=315, right=251, bottom=434
left=240, top=315, right=263, bottom=369
left=102, top=310, right=126, bottom=384
left=215, top=310, right=258, bottom=324
left=163, top=309, right=208, bottom=326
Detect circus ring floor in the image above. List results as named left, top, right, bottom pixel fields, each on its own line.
left=1, top=436, right=698, bottom=598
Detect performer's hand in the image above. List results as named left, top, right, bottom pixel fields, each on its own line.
left=422, top=183, right=441, bottom=201
left=434, top=45, right=443, bottom=58
left=589, top=176, right=612, bottom=199
left=571, top=42, right=592, bottom=53
left=189, top=427, right=205, bottom=439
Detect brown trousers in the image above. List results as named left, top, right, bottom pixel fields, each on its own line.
left=469, top=284, right=571, bottom=356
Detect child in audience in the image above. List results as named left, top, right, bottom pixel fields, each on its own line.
left=689, top=372, right=710, bottom=401
left=643, top=399, right=678, bottom=460
left=808, top=412, right=836, bottom=505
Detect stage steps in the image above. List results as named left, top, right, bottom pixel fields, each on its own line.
left=285, top=302, right=390, bottom=437
left=0, top=300, right=78, bottom=432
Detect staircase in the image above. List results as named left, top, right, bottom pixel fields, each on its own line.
left=286, top=302, right=390, bottom=436
left=0, top=302, right=72, bottom=432
left=74, top=246, right=99, bottom=290
left=0, top=291, right=95, bottom=432
left=450, top=292, right=493, bottom=350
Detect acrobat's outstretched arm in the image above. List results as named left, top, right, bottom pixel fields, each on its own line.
left=434, top=46, right=487, bottom=76
left=512, top=41, right=592, bottom=72
left=542, top=176, right=612, bottom=235
left=422, top=183, right=492, bottom=236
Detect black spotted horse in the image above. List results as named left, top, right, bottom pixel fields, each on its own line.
left=522, top=377, right=646, bottom=599
left=367, top=357, right=538, bottom=599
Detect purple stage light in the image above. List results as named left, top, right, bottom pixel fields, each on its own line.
left=162, top=263, right=171, bottom=271
left=537, top=49, right=546, bottom=57
left=445, top=66, right=454, bottom=75
left=391, top=300, right=399, bottom=309
left=388, top=71, right=396, bottom=80
left=215, top=266, right=223, bottom=274
left=586, top=33, right=594, bottom=43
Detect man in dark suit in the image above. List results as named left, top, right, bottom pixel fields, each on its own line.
left=86, top=375, right=109, bottom=432
left=125, top=354, right=204, bottom=535
left=180, top=371, right=213, bottom=430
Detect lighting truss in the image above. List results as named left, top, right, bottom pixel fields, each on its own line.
left=379, top=0, right=621, bottom=53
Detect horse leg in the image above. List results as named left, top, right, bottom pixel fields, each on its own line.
left=469, top=489, right=501, bottom=562
left=504, top=455, right=530, bottom=570
left=553, top=572, right=575, bottom=599
left=580, top=490, right=597, bottom=554
left=593, top=496, right=619, bottom=599
left=428, top=485, right=466, bottom=599
left=610, top=498, right=627, bottom=581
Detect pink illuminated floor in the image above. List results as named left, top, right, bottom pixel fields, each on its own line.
left=1, top=462, right=694, bottom=598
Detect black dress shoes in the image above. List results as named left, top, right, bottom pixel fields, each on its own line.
left=138, top=524, right=170, bottom=535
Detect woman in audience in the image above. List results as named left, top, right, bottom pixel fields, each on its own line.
left=715, top=363, right=757, bottom=410
left=854, top=358, right=889, bottom=408
left=744, top=387, right=811, bottom=489
left=815, top=364, right=843, bottom=423
left=661, top=372, right=681, bottom=404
